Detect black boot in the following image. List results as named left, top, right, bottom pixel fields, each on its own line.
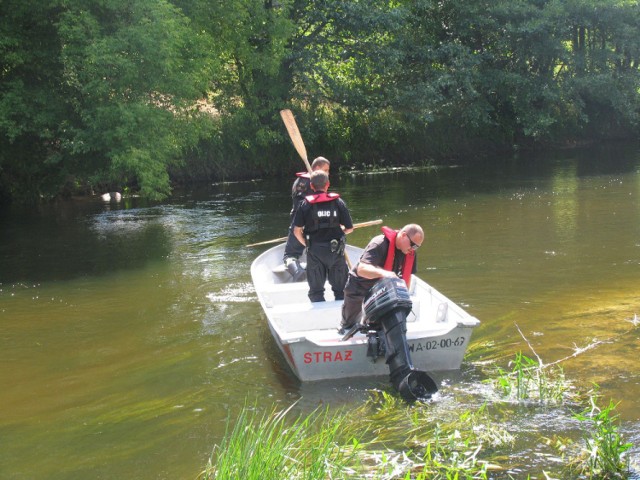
left=285, top=258, right=306, bottom=282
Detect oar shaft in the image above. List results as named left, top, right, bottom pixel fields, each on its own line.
left=245, top=219, right=383, bottom=247
left=245, top=235, right=288, bottom=247
left=351, top=219, right=383, bottom=229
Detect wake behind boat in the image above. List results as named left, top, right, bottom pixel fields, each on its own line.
left=251, top=243, right=480, bottom=384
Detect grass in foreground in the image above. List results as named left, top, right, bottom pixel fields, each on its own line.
left=201, top=353, right=634, bottom=480
left=200, top=401, right=361, bottom=479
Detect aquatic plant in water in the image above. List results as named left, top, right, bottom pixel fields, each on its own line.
left=568, top=388, right=632, bottom=479
left=202, top=335, right=637, bottom=480
left=201, top=385, right=634, bottom=480
left=494, top=351, right=571, bottom=405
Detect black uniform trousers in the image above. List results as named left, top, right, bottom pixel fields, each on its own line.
left=340, top=279, right=370, bottom=329
left=283, top=222, right=305, bottom=260
left=306, top=243, right=348, bottom=302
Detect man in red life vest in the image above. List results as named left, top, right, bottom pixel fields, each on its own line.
left=293, top=170, right=354, bottom=302
left=339, top=224, right=424, bottom=334
left=283, top=157, right=331, bottom=281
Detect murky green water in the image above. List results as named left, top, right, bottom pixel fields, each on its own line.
left=1, top=143, right=640, bottom=479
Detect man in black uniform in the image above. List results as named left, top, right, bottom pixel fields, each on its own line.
left=293, top=170, right=354, bottom=302
left=283, top=157, right=331, bottom=280
left=339, top=224, right=424, bottom=333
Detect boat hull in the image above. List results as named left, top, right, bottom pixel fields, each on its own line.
left=269, top=321, right=477, bottom=382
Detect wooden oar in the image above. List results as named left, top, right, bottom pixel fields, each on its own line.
left=279, top=108, right=359, bottom=268
left=246, top=219, right=383, bottom=247
left=280, top=109, right=312, bottom=173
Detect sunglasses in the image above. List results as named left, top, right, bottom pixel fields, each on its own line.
left=407, top=234, right=421, bottom=250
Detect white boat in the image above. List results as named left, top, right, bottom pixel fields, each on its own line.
left=251, top=243, right=480, bottom=382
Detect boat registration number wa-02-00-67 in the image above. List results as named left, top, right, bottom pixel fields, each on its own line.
left=409, top=336, right=467, bottom=352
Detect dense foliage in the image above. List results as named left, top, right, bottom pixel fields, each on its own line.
left=1, top=0, right=639, bottom=203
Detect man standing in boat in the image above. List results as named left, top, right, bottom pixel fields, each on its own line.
left=339, top=224, right=423, bottom=334
left=283, top=157, right=331, bottom=280
left=293, top=170, right=354, bottom=302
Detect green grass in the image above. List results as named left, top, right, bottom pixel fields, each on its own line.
left=201, top=401, right=360, bottom=479
left=201, top=394, right=507, bottom=479
left=201, top=354, right=634, bottom=479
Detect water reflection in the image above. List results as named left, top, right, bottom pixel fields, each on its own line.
left=551, top=161, right=579, bottom=243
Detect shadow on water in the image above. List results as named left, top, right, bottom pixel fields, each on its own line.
left=453, top=141, right=640, bottom=195
left=0, top=179, right=283, bottom=285
left=0, top=200, right=172, bottom=284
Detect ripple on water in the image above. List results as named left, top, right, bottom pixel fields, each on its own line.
left=206, top=282, right=255, bottom=303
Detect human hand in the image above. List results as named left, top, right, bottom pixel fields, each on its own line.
left=382, top=270, right=398, bottom=279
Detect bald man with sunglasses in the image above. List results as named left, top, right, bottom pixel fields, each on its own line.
left=339, top=224, right=423, bottom=334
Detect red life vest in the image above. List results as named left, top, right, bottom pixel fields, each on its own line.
left=381, top=226, right=415, bottom=287
left=305, top=192, right=340, bottom=204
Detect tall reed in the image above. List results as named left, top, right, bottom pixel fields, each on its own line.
left=201, top=402, right=359, bottom=479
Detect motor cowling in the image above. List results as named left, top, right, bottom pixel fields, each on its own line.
left=363, top=277, right=438, bottom=402
left=363, top=276, right=413, bottom=323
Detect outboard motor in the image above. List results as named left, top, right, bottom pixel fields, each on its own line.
left=363, top=277, right=438, bottom=402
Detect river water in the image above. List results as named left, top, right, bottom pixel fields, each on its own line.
left=1, top=142, right=640, bottom=479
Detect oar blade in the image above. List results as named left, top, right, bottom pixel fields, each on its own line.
left=280, top=109, right=312, bottom=173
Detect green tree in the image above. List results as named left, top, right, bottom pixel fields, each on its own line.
left=0, top=0, right=216, bottom=202
left=2, top=0, right=639, bottom=202
left=381, top=0, right=640, bottom=152
left=559, top=0, right=640, bottom=137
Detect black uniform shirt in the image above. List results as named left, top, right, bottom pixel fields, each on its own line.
left=290, top=175, right=311, bottom=219
left=293, top=194, right=353, bottom=244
